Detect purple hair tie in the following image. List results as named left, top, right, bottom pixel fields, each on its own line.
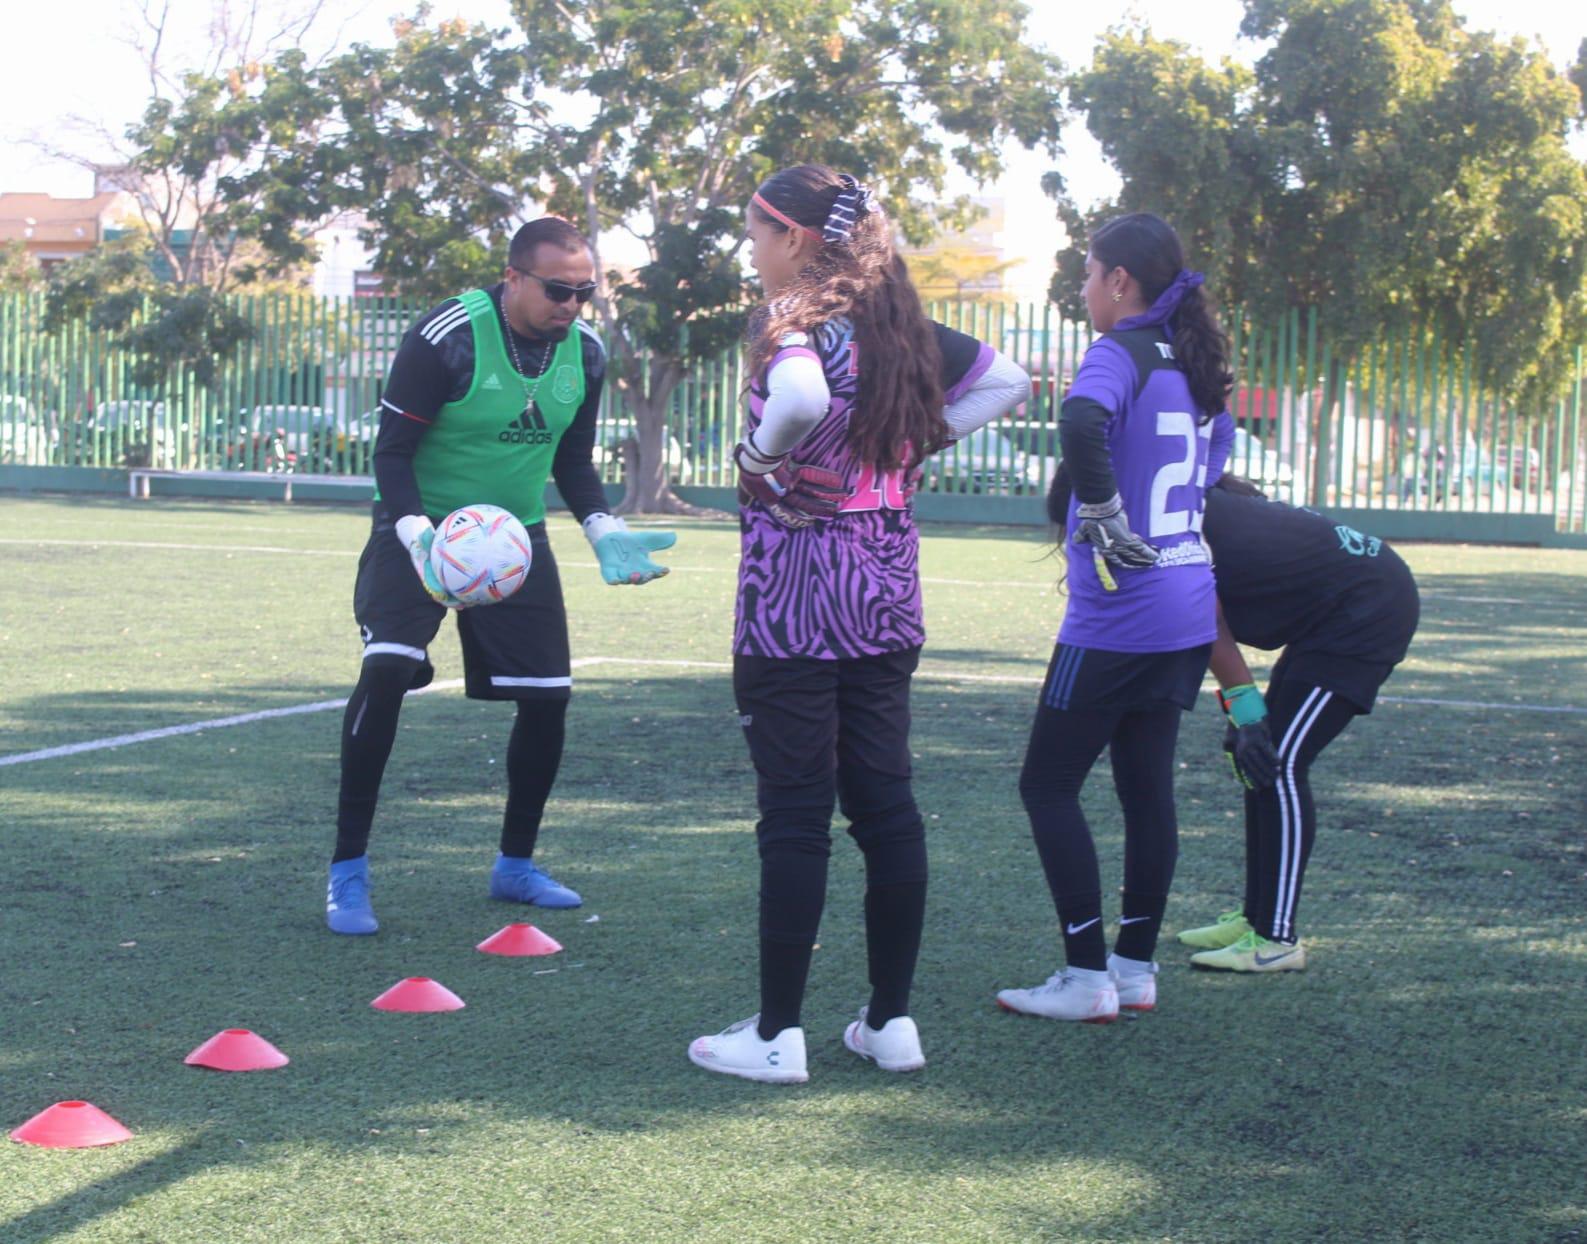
left=1115, top=269, right=1204, bottom=335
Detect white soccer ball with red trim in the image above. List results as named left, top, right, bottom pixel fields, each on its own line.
left=429, top=504, right=533, bottom=606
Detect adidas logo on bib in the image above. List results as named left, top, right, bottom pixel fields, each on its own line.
left=483, top=373, right=504, bottom=391
left=499, top=402, right=554, bottom=445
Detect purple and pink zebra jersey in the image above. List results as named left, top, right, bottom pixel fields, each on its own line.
left=734, top=318, right=993, bottom=660
left=1060, top=328, right=1235, bottom=653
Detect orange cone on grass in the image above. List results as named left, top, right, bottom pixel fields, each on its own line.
left=476, top=923, right=564, bottom=957
left=370, top=977, right=465, bottom=1012
left=185, top=1028, right=290, bottom=1071
left=10, top=1101, right=133, bottom=1148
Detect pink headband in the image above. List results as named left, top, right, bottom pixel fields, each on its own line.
left=753, top=192, right=822, bottom=242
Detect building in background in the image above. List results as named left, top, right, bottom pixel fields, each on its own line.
left=0, top=190, right=141, bottom=274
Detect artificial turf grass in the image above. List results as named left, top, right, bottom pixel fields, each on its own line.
left=1, top=495, right=1584, bottom=1242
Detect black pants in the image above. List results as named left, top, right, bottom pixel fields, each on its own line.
left=1018, top=697, right=1185, bottom=968
left=1242, top=669, right=1360, bottom=942
left=334, top=662, right=567, bottom=863
left=733, top=647, right=928, bottom=1035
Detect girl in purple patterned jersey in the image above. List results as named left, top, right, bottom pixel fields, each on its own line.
left=688, top=164, right=1029, bottom=1083
left=995, top=212, right=1236, bottom=1024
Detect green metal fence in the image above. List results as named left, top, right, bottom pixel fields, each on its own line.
left=2, top=292, right=1582, bottom=533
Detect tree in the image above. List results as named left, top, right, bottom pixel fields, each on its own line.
left=906, top=245, right=1021, bottom=302
left=0, top=242, right=44, bottom=295
left=1054, top=0, right=1587, bottom=408
left=297, top=0, right=1063, bottom=512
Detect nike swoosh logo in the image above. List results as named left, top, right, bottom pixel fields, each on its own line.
left=1119, top=916, right=1152, bottom=925
left=1254, top=949, right=1298, bottom=966
left=1065, top=918, right=1101, bottom=935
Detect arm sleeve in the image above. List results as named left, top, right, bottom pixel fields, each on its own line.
left=550, top=328, right=614, bottom=524
left=747, top=333, right=830, bottom=458
left=1059, top=338, right=1136, bottom=505
left=943, top=350, right=1030, bottom=441
left=371, top=326, right=456, bottom=520
left=1205, top=410, right=1236, bottom=488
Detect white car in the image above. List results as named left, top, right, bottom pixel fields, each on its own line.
left=931, top=425, right=1045, bottom=495
left=592, top=422, right=694, bottom=484
left=1, top=395, right=55, bottom=464
left=1228, top=427, right=1294, bottom=490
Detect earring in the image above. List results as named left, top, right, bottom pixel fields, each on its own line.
left=1111, top=291, right=1123, bottom=303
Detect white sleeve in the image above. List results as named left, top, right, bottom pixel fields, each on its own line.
left=943, top=350, right=1030, bottom=441
left=747, top=333, right=830, bottom=459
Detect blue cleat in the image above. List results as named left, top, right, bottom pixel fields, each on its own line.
left=489, top=854, right=582, bottom=908
left=326, top=855, right=379, bottom=935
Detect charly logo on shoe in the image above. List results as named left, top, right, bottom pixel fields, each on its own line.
left=767, top=1050, right=780, bottom=1065
left=1065, top=917, right=1101, bottom=935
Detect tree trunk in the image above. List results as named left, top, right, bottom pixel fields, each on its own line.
left=611, top=359, right=730, bottom=517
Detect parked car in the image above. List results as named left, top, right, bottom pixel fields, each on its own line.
left=1495, top=446, right=1542, bottom=489
left=930, top=424, right=1045, bottom=495
left=77, top=400, right=177, bottom=468
left=1, top=395, right=55, bottom=465
left=214, top=405, right=342, bottom=472
left=592, top=421, right=694, bottom=484
left=1228, top=427, right=1295, bottom=491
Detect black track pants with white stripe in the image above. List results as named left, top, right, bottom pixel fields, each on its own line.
left=1242, top=673, right=1360, bottom=943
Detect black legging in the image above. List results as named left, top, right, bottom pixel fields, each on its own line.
left=734, top=649, right=928, bottom=1039
left=1242, top=672, right=1358, bottom=942
left=334, top=661, right=566, bottom=862
left=1018, top=700, right=1183, bottom=969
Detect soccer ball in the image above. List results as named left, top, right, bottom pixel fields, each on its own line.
left=429, top=504, right=533, bottom=605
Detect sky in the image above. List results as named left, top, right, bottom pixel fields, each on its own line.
left=2, top=0, right=1582, bottom=298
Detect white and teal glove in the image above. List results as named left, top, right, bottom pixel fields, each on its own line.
left=582, top=513, right=676, bottom=586
left=394, top=514, right=466, bottom=609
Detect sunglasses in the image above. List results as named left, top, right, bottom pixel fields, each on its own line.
left=510, top=266, right=597, bottom=304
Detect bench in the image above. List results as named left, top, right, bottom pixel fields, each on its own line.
left=127, top=468, right=374, bottom=503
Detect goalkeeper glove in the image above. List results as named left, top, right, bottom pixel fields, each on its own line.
left=1219, top=683, right=1278, bottom=789
left=583, top=514, right=675, bottom=585
left=394, top=514, right=466, bottom=609
left=734, top=440, right=847, bottom=529
left=1073, top=493, right=1159, bottom=569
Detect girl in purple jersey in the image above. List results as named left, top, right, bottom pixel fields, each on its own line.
left=688, top=164, right=1029, bottom=1083
left=996, top=212, right=1235, bottom=1024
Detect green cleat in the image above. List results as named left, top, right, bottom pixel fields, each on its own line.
left=1176, top=909, right=1252, bottom=950
left=1190, top=930, right=1306, bottom=973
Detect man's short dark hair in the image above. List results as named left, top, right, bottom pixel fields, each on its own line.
left=509, top=217, right=590, bottom=269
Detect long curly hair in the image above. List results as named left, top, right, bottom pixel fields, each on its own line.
left=1090, top=212, right=1233, bottom=423
left=745, top=164, right=946, bottom=471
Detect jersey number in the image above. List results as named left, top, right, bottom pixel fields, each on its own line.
left=840, top=463, right=909, bottom=512
left=1148, top=411, right=1211, bottom=537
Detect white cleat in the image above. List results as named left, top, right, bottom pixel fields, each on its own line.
left=688, top=1015, right=808, bottom=1084
left=843, top=1007, right=925, bottom=1072
left=1107, top=953, right=1158, bottom=1012
left=996, top=969, right=1120, bottom=1023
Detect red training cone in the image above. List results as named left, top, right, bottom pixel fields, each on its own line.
left=477, top=923, right=564, bottom=957
left=370, top=977, right=466, bottom=1012
left=10, top=1101, right=133, bottom=1148
left=185, top=1028, right=290, bottom=1072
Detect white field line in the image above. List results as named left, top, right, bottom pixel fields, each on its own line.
left=3, top=656, right=1582, bottom=769
left=3, top=539, right=1578, bottom=606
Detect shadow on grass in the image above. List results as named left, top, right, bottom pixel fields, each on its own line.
left=3, top=650, right=1584, bottom=1239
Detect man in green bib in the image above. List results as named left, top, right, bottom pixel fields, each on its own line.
left=326, top=216, right=676, bottom=935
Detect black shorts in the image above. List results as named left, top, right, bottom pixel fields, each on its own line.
left=732, top=647, right=918, bottom=789
left=1039, top=642, right=1211, bottom=714
left=353, top=516, right=570, bottom=701
left=1270, top=647, right=1392, bottom=714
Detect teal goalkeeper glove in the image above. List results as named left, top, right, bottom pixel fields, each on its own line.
left=1219, top=683, right=1278, bottom=788
left=394, top=514, right=466, bottom=609
left=584, top=514, right=676, bottom=585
